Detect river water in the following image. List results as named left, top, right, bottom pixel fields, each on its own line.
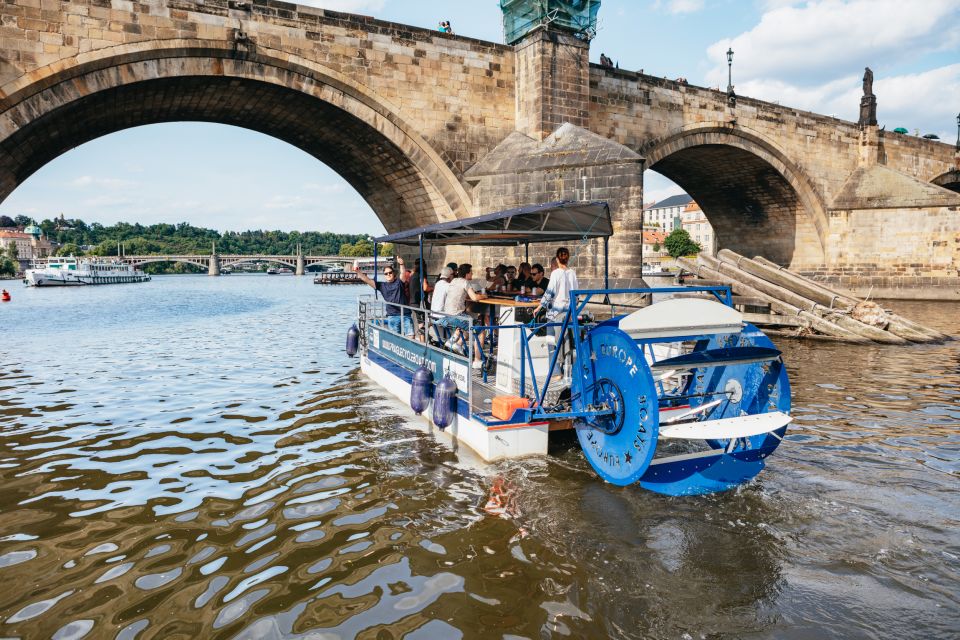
left=1, top=275, right=957, bottom=639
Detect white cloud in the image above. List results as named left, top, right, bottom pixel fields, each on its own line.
left=732, top=63, right=959, bottom=136
left=644, top=171, right=686, bottom=205
left=668, top=0, right=704, bottom=14
left=699, top=1, right=960, bottom=139
left=69, top=175, right=136, bottom=189
left=652, top=0, right=705, bottom=14
left=302, top=182, right=347, bottom=194
left=82, top=195, right=135, bottom=208
left=706, top=0, right=960, bottom=87
left=264, top=195, right=307, bottom=210
left=758, top=0, right=803, bottom=9
left=294, top=0, right=385, bottom=13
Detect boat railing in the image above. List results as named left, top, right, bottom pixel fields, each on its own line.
left=359, top=285, right=733, bottom=422
left=357, top=295, right=477, bottom=407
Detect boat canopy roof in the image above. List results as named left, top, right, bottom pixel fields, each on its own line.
left=375, top=201, right=612, bottom=247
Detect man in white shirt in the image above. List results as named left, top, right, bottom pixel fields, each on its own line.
left=430, top=266, right=453, bottom=317
left=535, top=247, right=578, bottom=375
left=442, top=263, right=488, bottom=368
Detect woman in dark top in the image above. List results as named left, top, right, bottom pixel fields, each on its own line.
left=409, top=259, right=424, bottom=307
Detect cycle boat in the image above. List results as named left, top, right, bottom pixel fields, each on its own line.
left=347, top=201, right=791, bottom=496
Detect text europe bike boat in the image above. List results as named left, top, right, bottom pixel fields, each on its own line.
left=346, top=202, right=792, bottom=496
left=24, top=256, right=151, bottom=287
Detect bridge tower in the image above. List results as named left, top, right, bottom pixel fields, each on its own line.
left=208, top=241, right=220, bottom=276
left=295, top=243, right=305, bottom=276
left=503, top=0, right=596, bottom=140
left=472, top=1, right=645, bottom=286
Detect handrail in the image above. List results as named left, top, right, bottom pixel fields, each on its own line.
left=358, top=285, right=737, bottom=422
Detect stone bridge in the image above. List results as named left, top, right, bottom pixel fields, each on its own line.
left=1, top=0, right=958, bottom=297
left=121, top=253, right=364, bottom=274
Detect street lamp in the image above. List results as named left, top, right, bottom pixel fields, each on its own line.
left=956, top=112, right=959, bottom=150
left=726, top=47, right=736, bottom=107
left=726, top=48, right=734, bottom=94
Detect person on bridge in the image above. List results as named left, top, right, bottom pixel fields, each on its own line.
left=354, top=257, right=413, bottom=336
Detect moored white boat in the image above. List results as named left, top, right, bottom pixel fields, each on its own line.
left=24, top=257, right=151, bottom=287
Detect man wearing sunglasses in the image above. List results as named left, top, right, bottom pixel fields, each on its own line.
left=355, top=257, right=414, bottom=336
left=526, top=263, right=548, bottom=296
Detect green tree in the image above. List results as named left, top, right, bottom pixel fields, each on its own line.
left=6, top=242, right=18, bottom=261
left=0, top=257, right=16, bottom=276
left=0, top=215, right=14, bottom=228
left=14, top=215, right=32, bottom=227
left=339, top=238, right=374, bottom=256
left=57, top=242, right=82, bottom=256
left=664, top=228, right=701, bottom=258
left=652, top=242, right=661, bottom=252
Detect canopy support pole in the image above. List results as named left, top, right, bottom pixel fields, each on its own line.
left=603, top=236, right=610, bottom=305
left=418, top=234, right=425, bottom=309
left=603, top=236, right=609, bottom=290
left=373, top=242, right=379, bottom=300
left=525, top=242, right=529, bottom=265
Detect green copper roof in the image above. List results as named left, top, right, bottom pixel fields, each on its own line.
left=500, top=0, right=600, bottom=44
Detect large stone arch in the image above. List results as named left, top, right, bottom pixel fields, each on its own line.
left=931, top=169, right=960, bottom=194
left=641, top=124, right=828, bottom=266
left=0, top=40, right=473, bottom=233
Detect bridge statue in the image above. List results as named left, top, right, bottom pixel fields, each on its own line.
left=859, top=66, right=877, bottom=127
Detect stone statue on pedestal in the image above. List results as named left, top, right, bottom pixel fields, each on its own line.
left=858, top=66, right=877, bottom=127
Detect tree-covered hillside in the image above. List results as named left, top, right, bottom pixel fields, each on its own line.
left=25, top=215, right=379, bottom=257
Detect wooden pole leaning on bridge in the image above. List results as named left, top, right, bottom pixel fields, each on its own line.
left=708, top=252, right=907, bottom=345
left=747, top=255, right=949, bottom=343
left=675, top=257, right=872, bottom=343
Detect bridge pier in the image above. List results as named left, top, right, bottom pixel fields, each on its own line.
left=208, top=255, right=220, bottom=276
left=296, top=254, right=305, bottom=276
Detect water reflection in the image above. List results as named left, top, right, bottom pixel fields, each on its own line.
left=1, top=278, right=957, bottom=638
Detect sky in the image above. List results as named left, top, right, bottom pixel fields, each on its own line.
left=2, top=0, right=957, bottom=233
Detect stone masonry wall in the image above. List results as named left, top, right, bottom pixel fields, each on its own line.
left=513, top=28, right=589, bottom=141
left=0, top=0, right=518, bottom=224
left=468, top=164, right=644, bottom=287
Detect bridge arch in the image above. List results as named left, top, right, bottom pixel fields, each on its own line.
left=221, top=257, right=297, bottom=269
left=641, top=124, right=828, bottom=266
left=931, top=169, right=960, bottom=194
left=129, top=257, right=209, bottom=270
left=0, top=40, right=473, bottom=233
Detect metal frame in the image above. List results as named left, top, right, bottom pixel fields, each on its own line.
left=364, top=201, right=740, bottom=425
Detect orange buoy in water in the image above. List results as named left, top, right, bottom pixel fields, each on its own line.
left=1, top=289, right=10, bottom=302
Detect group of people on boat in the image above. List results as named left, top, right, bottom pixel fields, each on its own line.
left=353, top=248, right=579, bottom=367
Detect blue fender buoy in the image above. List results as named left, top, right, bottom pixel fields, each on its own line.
left=432, top=374, right=458, bottom=430
left=345, top=324, right=360, bottom=357
left=410, top=365, right=433, bottom=415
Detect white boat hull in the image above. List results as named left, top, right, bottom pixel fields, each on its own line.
left=360, top=351, right=550, bottom=462
left=25, top=266, right=151, bottom=287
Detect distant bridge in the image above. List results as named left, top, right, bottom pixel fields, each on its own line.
left=119, top=254, right=374, bottom=276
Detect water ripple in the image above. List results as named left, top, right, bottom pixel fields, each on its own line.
left=0, top=280, right=957, bottom=638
